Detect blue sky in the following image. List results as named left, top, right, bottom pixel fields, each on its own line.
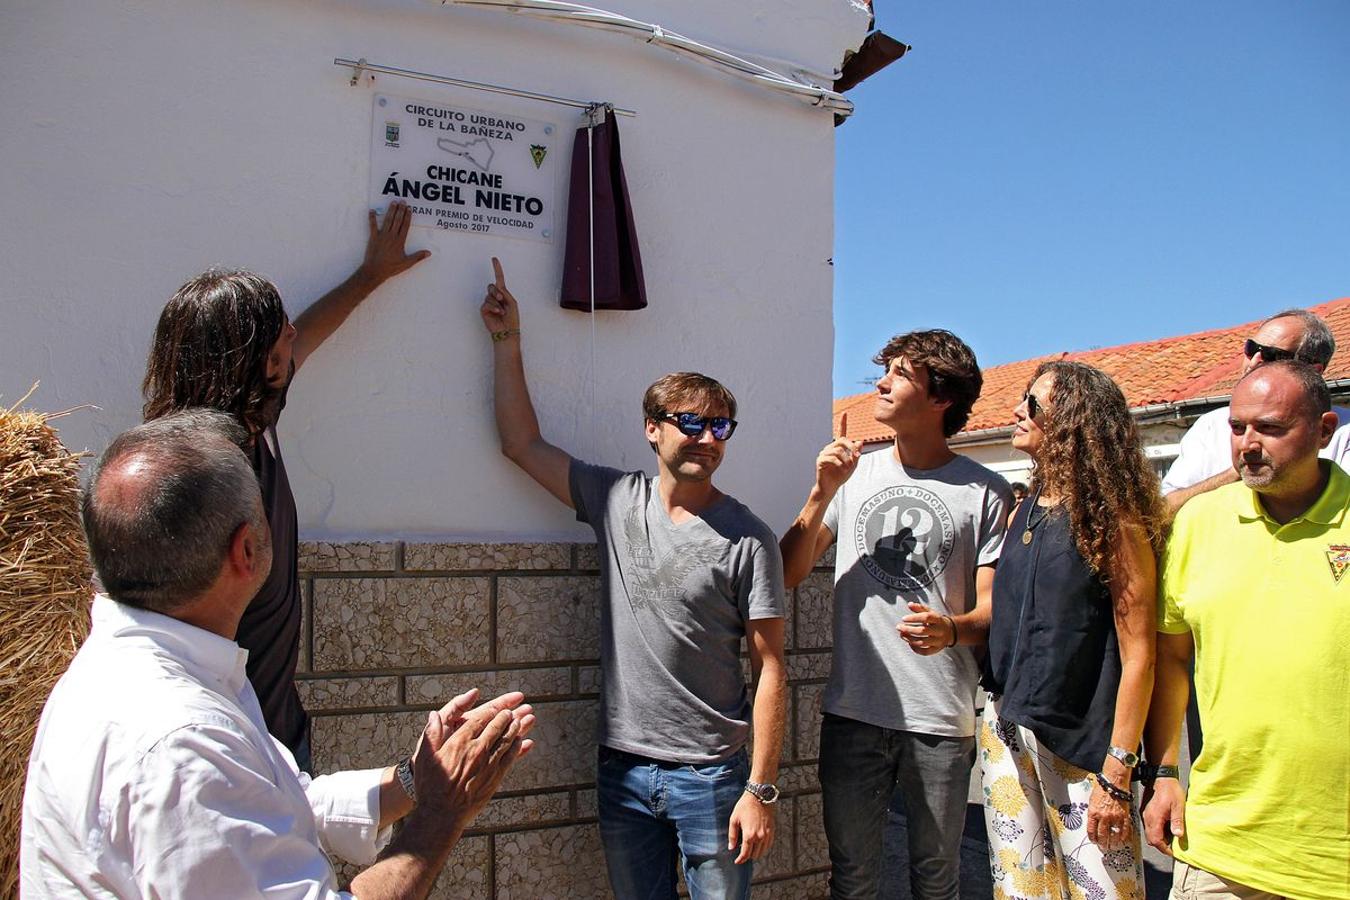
left=832, top=1, right=1350, bottom=395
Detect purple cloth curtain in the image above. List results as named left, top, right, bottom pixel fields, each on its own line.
left=561, top=109, right=647, bottom=312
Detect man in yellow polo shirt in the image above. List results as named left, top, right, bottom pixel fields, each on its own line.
left=1144, top=360, right=1350, bottom=899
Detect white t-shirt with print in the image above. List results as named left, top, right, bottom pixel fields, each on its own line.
left=822, top=449, right=1011, bottom=737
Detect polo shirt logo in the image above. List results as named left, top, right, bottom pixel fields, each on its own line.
left=1325, top=545, right=1350, bottom=583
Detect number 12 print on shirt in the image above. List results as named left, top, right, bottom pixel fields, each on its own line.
left=852, top=485, right=955, bottom=591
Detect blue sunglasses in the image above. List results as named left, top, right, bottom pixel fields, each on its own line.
left=659, top=411, right=738, bottom=441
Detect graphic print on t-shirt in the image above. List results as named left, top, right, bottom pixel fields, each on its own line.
left=623, top=503, right=726, bottom=607
left=853, top=484, right=955, bottom=591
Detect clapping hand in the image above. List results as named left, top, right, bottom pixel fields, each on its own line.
left=411, top=689, right=535, bottom=825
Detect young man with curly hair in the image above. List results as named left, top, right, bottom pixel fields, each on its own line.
left=780, top=330, right=1013, bottom=900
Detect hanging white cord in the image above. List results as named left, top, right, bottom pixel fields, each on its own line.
left=431, top=0, right=853, bottom=117
left=587, top=106, right=598, bottom=460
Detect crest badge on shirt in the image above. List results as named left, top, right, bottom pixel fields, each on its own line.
left=1326, top=544, right=1350, bottom=584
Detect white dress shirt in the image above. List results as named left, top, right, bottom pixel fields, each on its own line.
left=21, top=596, right=390, bottom=898
left=1161, top=404, right=1350, bottom=494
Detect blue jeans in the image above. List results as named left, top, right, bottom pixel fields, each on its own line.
left=597, top=746, right=752, bottom=900
left=818, top=713, right=975, bottom=900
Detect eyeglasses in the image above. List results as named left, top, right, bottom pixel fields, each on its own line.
left=658, top=411, right=738, bottom=441
left=1022, top=392, right=1043, bottom=419
left=1243, top=338, right=1298, bottom=364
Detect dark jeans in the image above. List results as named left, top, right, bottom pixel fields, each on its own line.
left=819, top=714, right=975, bottom=900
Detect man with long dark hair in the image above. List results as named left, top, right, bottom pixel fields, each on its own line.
left=141, top=199, right=429, bottom=770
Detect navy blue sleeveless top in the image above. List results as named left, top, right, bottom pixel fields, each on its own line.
left=240, top=421, right=308, bottom=765
left=983, top=497, right=1122, bottom=772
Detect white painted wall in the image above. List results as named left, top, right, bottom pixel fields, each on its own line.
left=1, top=0, right=870, bottom=539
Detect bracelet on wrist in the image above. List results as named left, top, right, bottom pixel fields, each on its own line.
left=942, top=614, right=958, bottom=648
left=1093, top=770, right=1132, bottom=803
left=491, top=328, right=521, bottom=343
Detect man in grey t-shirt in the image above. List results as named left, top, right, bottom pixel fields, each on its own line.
left=480, top=259, right=787, bottom=899
left=781, top=330, right=1011, bottom=900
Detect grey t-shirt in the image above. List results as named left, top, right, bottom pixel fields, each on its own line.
left=570, top=461, right=786, bottom=764
left=823, top=449, right=1011, bottom=737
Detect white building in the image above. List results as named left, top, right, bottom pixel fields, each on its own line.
left=4, top=2, right=891, bottom=894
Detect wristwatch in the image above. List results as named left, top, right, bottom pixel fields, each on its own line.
left=396, top=757, right=416, bottom=804
left=744, top=781, right=780, bottom=805
left=1106, top=745, right=1140, bottom=768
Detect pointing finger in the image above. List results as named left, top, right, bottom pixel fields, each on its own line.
left=492, top=257, right=506, bottom=290
left=839, top=412, right=848, bottom=438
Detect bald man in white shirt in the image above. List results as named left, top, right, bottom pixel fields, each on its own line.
left=21, top=410, right=535, bottom=899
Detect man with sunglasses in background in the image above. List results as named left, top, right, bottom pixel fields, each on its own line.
left=1162, top=308, right=1350, bottom=515
left=479, top=258, right=787, bottom=899
left=780, top=330, right=1011, bottom=900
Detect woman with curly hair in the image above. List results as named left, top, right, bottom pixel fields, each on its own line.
left=979, top=360, right=1166, bottom=898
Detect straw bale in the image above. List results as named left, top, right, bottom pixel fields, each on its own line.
left=0, top=389, right=91, bottom=898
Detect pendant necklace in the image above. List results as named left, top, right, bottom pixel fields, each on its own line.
left=1021, top=489, right=1053, bottom=545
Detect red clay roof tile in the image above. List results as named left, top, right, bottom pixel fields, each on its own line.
left=833, top=297, right=1350, bottom=443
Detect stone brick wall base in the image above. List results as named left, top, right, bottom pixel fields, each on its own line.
left=299, top=541, right=836, bottom=898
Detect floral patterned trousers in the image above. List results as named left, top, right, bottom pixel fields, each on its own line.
left=979, top=699, right=1145, bottom=900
